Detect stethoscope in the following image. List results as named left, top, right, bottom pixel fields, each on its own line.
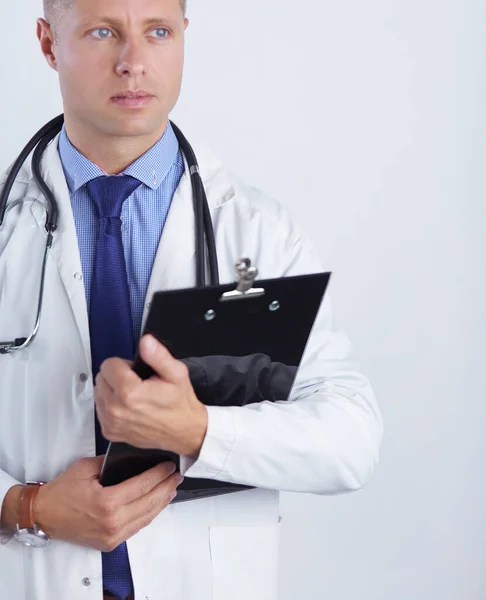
left=0, top=114, right=219, bottom=355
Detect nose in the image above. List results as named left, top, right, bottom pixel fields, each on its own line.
left=115, top=39, right=147, bottom=78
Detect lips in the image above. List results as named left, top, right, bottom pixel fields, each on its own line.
left=111, top=92, right=154, bottom=108
left=113, top=91, right=152, bottom=99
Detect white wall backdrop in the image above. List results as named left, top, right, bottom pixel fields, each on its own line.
left=1, top=1, right=485, bottom=598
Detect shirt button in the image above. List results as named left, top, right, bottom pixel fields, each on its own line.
left=74, top=272, right=83, bottom=281
left=79, top=373, right=88, bottom=383
left=82, top=578, right=91, bottom=587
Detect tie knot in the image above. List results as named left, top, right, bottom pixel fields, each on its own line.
left=87, top=175, right=142, bottom=219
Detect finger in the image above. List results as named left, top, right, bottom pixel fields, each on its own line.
left=100, top=357, right=140, bottom=395
left=119, top=472, right=184, bottom=540
left=139, top=335, right=188, bottom=385
left=95, top=360, right=133, bottom=392
left=94, top=375, right=113, bottom=420
left=107, top=461, right=179, bottom=505
left=95, top=369, right=113, bottom=395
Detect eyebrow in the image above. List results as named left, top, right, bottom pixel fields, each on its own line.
left=81, top=17, right=175, bottom=29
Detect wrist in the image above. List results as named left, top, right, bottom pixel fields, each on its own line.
left=12, top=483, right=50, bottom=548
left=1, top=485, right=23, bottom=533
left=32, top=483, right=52, bottom=538
left=185, top=403, right=208, bottom=459
left=187, top=402, right=208, bottom=460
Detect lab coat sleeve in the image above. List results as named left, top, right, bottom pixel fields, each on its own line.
left=0, top=174, right=24, bottom=544
left=0, top=472, right=23, bottom=545
left=180, top=228, right=383, bottom=495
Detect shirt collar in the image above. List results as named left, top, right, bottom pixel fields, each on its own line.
left=58, top=122, right=180, bottom=194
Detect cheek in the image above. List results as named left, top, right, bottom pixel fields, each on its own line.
left=154, top=48, right=184, bottom=85
left=57, top=49, right=111, bottom=100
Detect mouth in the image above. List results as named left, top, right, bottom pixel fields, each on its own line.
left=111, top=91, right=154, bottom=108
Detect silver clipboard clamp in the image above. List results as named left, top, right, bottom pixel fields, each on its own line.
left=219, top=259, right=266, bottom=302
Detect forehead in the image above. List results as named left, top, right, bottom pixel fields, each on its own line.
left=69, top=0, right=182, bottom=23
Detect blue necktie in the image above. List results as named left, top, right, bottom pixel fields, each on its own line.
left=87, top=175, right=142, bottom=600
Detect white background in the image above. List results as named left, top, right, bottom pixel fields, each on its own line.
left=1, top=1, right=485, bottom=598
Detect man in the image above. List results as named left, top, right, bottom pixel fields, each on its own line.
left=0, top=0, right=383, bottom=599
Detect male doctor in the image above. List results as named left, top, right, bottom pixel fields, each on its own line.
left=0, top=0, right=383, bottom=599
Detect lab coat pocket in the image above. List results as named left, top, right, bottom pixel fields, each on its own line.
left=209, top=518, right=282, bottom=600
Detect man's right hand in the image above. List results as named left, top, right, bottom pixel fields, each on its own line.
left=29, top=457, right=183, bottom=552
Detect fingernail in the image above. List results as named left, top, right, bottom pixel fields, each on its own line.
left=167, top=462, right=177, bottom=475
left=170, top=490, right=178, bottom=502
left=144, top=335, right=157, bottom=355
left=176, top=474, right=184, bottom=486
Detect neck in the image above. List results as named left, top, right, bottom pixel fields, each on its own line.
left=63, top=115, right=168, bottom=175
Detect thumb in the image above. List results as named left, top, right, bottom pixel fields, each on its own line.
left=139, top=335, right=185, bottom=384
left=74, top=455, right=106, bottom=478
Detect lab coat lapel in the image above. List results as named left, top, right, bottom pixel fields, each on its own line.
left=30, top=134, right=92, bottom=367
left=143, top=152, right=197, bottom=316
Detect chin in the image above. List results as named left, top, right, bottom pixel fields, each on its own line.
left=99, top=114, right=167, bottom=138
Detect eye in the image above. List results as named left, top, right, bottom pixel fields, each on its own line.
left=149, top=28, right=169, bottom=40
left=91, top=28, right=113, bottom=39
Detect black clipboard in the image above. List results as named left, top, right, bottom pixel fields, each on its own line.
left=100, top=260, right=331, bottom=503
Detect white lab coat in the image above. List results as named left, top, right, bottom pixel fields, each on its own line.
left=0, top=133, right=383, bottom=600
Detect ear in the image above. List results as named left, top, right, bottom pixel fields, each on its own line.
left=37, top=18, right=59, bottom=72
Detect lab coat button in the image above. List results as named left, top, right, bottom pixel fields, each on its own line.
left=74, top=272, right=83, bottom=281
left=79, top=373, right=88, bottom=383
left=82, top=578, right=91, bottom=587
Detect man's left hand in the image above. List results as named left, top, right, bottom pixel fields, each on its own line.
left=94, top=335, right=208, bottom=459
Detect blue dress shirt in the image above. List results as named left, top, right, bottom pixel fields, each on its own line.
left=58, top=123, right=185, bottom=341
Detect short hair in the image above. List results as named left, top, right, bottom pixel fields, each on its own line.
left=43, top=0, right=73, bottom=29
left=44, top=0, right=187, bottom=28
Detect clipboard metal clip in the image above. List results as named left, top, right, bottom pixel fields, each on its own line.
left=220, top=259, right=266, bottom=302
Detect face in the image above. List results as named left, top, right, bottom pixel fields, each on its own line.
left=40, top=0, right=187, bottom=139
